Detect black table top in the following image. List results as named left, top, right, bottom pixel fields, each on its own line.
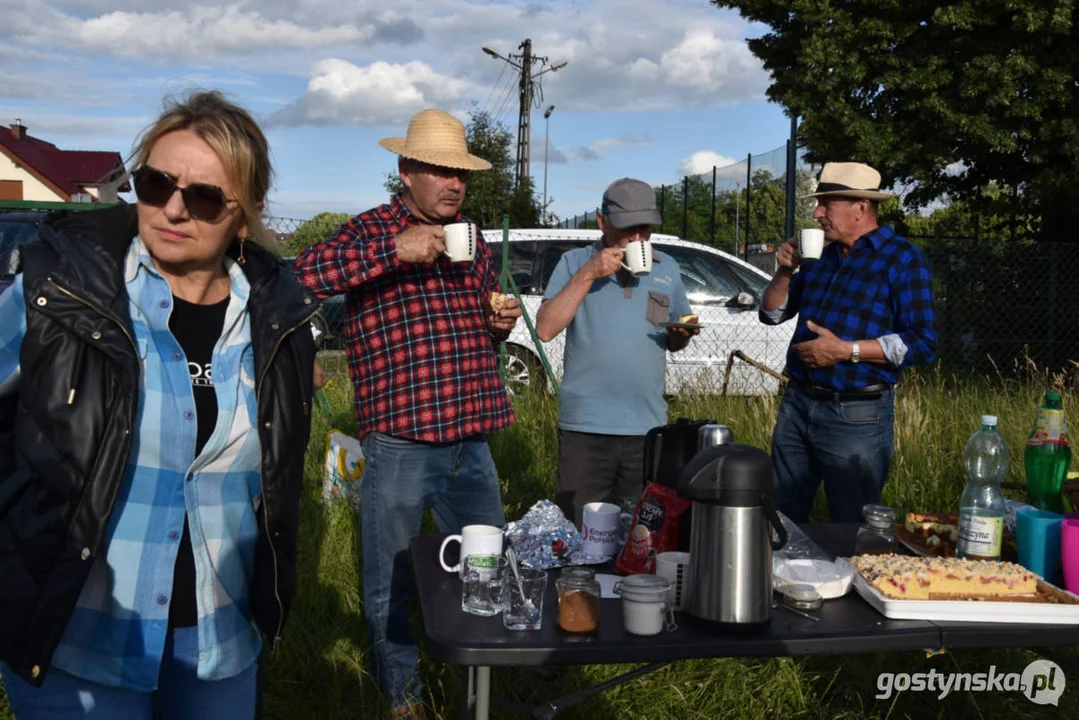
left=409, top=524, right=947, bottom=667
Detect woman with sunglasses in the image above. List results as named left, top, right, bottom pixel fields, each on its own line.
left=0, top=91, right=318, bottom=719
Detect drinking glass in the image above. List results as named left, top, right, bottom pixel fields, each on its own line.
left=502, top=567, right=548, bottom=630
left=461, top=556, right=505, bottom=617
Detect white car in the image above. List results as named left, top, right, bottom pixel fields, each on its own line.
left=483, top=229, right=794, bottom=396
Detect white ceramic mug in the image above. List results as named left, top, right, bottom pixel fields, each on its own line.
left=581, top=502, right=622, bottom=557
left=439, top=524, right=504, bottom=577
left=798, top=228, right=825, bottom=261
left=655, top=551, right=692, bottom=611
left=620, top=240, right=652, bottom=277
left=443, top=222, right=477, bottom=262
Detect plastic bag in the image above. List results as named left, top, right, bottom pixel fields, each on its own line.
left=323, top=430, right=364, bottom=508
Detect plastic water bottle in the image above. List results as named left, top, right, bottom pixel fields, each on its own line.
left=957, top=415, right=1008, bottom=561
left=1024, top=391, right=1071, bottom=513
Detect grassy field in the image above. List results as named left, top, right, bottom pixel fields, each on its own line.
left=3, top=355, right=1078, bottom=719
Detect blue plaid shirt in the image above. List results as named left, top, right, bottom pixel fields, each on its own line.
left=761, top=225, right=937, bottom=390
left=0, top=237, right=262, bottom=690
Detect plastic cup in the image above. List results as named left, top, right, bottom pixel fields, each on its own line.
left=1062, top=519, right=1079, bottom=595
left=1016, top=508, right=1064, bottom=585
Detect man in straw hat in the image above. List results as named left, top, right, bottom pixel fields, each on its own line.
left=293, top=108, right=522, bottom=718
left=759, top=162, right=937, bottom=523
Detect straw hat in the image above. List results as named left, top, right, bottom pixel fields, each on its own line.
left=804, top=162, right=894, bottom=201
left=378, top=109, right=492, bottom=171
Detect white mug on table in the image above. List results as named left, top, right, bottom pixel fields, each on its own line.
left=439, top=524, right=504, bottom=577
left=581, top=502, right=622, bottom=557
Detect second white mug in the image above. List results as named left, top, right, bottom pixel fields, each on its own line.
left=444, top=222, right=477, bottom=262
left=581, top=502, right=622, bottom=557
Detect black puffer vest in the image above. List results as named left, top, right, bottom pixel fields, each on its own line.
left=0, top=205, right=318, bottom=685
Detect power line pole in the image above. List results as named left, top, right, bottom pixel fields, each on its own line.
left=516, top=39, right=533, bottom=187
left=483, top=41, right=568, bottom=189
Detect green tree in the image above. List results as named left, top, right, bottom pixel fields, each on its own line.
left=383, top=108, right=542, bottom=228
left=283, top=211, right=351, bottom=255
left=712, top=0, right=1079, bottom=239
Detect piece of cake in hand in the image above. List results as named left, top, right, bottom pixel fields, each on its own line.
left=679, top=313, right=699, bottom=325
left=489, top=291, right=509, bottom=314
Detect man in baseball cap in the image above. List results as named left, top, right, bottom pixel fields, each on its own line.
left=536, top=178, right=699, bottom=527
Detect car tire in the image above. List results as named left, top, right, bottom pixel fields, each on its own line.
left=502, top=343, right=546, bottom=397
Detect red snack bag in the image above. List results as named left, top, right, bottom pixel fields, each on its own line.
left=614, top=483, right=691, bottom=575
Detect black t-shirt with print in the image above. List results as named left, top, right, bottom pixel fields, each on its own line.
left=168, top=294, right=229, bottom=628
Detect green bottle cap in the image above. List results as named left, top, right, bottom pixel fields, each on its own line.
left=1047, top=391, right=1062, bottom=403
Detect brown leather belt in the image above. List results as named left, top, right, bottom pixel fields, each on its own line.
left=794, top=381, right=892, bottom=402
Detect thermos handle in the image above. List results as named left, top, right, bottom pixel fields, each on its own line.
left=763, top=495, right=788, bottom=551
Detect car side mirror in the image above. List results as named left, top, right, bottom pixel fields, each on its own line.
left=726, top=291, right=757, bottom=310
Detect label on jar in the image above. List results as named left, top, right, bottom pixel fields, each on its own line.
left=1029, top=409, right=1069, bottom=446
left=957, top=514, right=1003, bottom=558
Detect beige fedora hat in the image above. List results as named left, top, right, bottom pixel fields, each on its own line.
left=805, top=162, right=894, bottom=200
left=378, top=109, right=492, bottom=171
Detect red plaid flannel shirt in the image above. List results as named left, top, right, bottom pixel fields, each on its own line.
left=292, top=196, right=514, bottom=442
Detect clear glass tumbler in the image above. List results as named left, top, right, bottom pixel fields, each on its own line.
left=502, top=567, right=548, bottom=630
left=462, top=555, right=506, bottom=617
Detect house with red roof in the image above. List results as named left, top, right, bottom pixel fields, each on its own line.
left=0, top=120, right=129, bottom=204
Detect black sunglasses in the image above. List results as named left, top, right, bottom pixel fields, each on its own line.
left=133, top=165, right=237, bottom=221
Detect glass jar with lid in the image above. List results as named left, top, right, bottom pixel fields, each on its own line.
left=855, top=503, right=898, bottom=555
left=556, top=567, right=601, bottom=633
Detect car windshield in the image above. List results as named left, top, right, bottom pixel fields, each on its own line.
left=724, top=261, right=770, bottom=295
left=0, top=219, right=39, bottom=256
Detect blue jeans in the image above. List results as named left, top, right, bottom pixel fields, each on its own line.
left=771, top=382, right=895, bottom=523
left=0, top=627, right=257, bottom=719
left=359, top=432, right=505, bottom=710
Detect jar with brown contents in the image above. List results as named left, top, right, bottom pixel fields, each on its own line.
left=556, top=567, right=600, bottom=633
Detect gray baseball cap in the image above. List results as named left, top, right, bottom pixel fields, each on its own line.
left=601, top=178, right=662, bottom=229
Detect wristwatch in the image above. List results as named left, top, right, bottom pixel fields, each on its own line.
left=850, top=341, right=862, bottom=364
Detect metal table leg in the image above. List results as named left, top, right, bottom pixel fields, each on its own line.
left=461, top=666, right=475, bottom=719
left=475, top=666, right=492, bottom=720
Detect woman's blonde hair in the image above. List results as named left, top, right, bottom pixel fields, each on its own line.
left=131, top=90, right=275, bottom=249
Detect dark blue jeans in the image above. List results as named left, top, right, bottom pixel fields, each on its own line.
left=0, top=628, right=257, bottom=719
left=359, top=432, right=505, bottom=711
left=771, top=382, right=895, bottom=523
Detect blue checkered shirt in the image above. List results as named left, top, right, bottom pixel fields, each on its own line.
left=761, top=225, right=937, bottom=390
left=0, top=237, right=262, bottom=690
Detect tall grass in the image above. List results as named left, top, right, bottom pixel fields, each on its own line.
left=2, top=356, right=1077, bottom=719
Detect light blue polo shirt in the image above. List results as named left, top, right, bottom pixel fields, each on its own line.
left=545, top=242, right=691, bottom=435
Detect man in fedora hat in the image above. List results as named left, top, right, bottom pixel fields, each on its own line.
left=759, top=162, right=937, bottom=523
left=293, top=108, right=522, bottom=718
left=536, top=177, right=698, bottom=527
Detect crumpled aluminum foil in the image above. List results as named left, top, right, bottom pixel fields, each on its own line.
left=504, top=500, right=609, bottom=569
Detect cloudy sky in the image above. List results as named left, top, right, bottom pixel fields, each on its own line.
left=0, top=0, right=792, bottom=222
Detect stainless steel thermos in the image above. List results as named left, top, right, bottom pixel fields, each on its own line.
left=677, top=443, right=788, bottom=630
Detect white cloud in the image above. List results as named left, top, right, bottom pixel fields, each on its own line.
left=569, top=134, right=651, bottom=162
left=679, top=150, right=739, bottom=176
left=267, top=59, right=479, bottom=127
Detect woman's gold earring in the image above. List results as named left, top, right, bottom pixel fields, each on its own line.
left=238, top=236, right=247, bottom=265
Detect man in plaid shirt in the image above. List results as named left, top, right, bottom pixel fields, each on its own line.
left=292, top=109, right=521, bottom=719
left=760, top=162, right=937, bottom=523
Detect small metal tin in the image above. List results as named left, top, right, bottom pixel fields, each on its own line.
left=780, top=583, right=823, bottom=611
